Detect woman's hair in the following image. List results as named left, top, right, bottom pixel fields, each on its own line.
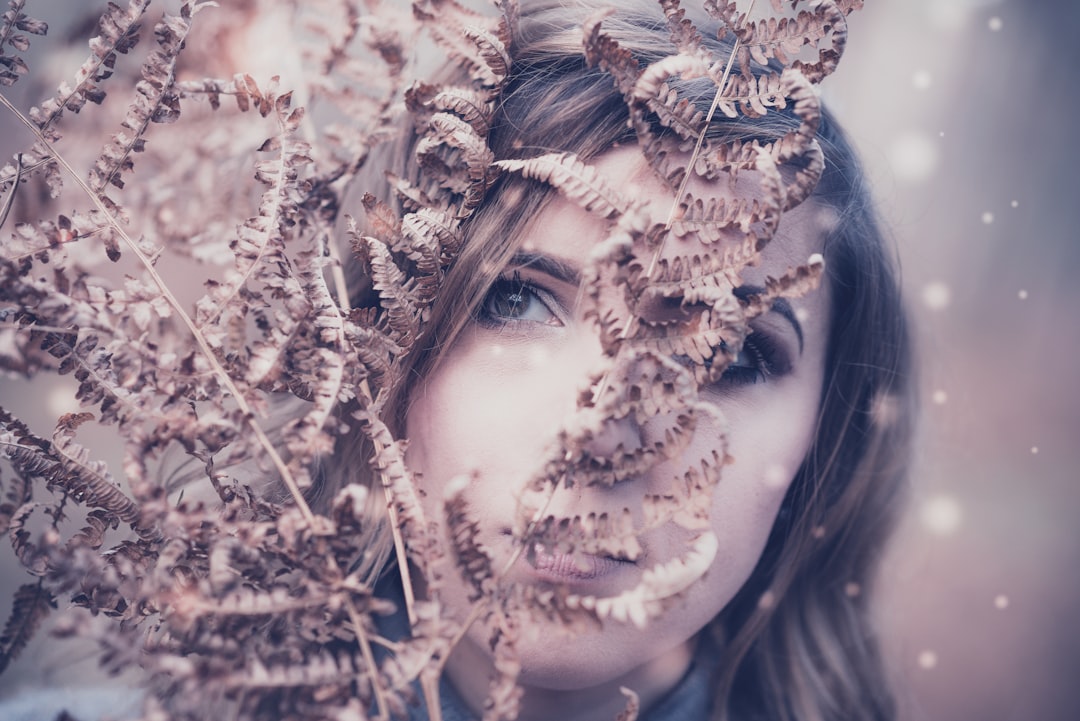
left=325, top=2, right=915, bottom=720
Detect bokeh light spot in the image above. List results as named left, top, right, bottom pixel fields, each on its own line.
left=927, top=2, right=970, bottom=30
left=921, top=494, right=963, bottom=536
left=921, top=282, right=951, bottom=311
left=762, top=464, right=789, bottom=489
left=47, top=384, right=77, bottom=417
left=889, top=132, right=939, bottom=182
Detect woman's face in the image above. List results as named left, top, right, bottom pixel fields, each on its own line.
left=404, top=148, right=832, bottom=710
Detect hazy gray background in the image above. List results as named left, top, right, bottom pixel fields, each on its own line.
left=833, top=1, right=1080, bottom=720
left=2, top=1, right=1078, bottom=719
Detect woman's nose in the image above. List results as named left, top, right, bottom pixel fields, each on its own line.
left=571, top=361, right=657, bottom=486
left=567, top=329, right=702, bottom=487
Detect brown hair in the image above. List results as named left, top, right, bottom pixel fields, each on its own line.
left=328, top=2, right=914, bottom=719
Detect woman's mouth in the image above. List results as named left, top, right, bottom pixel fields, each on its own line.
left=512, top=541, right=639, bottom=589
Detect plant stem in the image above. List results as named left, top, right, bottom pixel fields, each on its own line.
left=0, top=153, right=22, bottom=229
left=652, top=0, right=758, bottom=275
left=348, top=599, right=391, bottom=720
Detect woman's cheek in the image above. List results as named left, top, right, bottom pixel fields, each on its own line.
left=705, top=385, right=820, bottom=530
left=405, top=337, right=573, bottom=497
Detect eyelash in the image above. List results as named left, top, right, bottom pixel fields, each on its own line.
left=475, top=274, right=561, bottom=328
left=477, top=275, right=790, bottom=388
left=712, top=332, right=787, bottom=388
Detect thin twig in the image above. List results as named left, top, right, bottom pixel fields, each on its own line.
left=421, top=671, right=444, bottom=721
left=347, top=599, right=391, bottom=721
left=359, top=378, right=421, bottom=629
left=324, top=230, right=352, bottom=313
left=590, top=0, right=757, bottom=404
left=0, top=153, right=23, bottom=229
left=650, top=0, right=757, bottom=278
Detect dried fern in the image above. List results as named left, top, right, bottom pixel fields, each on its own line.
left=0, top=0, right=46, bottom=88
left=0, top=1, right=862, bottom=719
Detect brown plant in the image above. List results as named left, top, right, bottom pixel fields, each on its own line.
left=0, top=1, right=855, bottom=719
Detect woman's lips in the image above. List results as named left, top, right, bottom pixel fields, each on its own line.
left=524, top=542, right=635, bottom=583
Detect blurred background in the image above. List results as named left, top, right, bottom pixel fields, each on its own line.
left=832, top=1, right=1080, bottom=719
left=1, top=1, right=1078, bottom=719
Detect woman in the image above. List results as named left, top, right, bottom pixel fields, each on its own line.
left=0, top=2, right=911, bottom=720
left=327, top=1, right=915, bottom=720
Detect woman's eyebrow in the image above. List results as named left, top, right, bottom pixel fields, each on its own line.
left=733, top=285, right=805, bottom=354
left=507, top=251, right=582, bottom=286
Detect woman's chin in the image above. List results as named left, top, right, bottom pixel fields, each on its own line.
left=453, top=596, right=694, bottom=693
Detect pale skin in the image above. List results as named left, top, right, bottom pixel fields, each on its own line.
left=405, top=147, right=832, bottom=721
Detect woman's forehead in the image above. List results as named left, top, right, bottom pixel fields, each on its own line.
left=517, top=146, right=831, bottom=283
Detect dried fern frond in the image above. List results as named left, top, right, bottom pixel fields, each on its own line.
left=88, top=5, right=201, bottom=195
left=29, top=0, right=148, bottom=134
left=0, top=0, right=47, bottom=88
left=0, top=1, right=864, bottom=718
left=495, top=152, right=632, bottom=219
left=414, top=0, right=512, bottom=89
left=582, top=8, right=641, bottom=98
left=0, top=581, right=54, bottom=674
left=443, top=477, right=496, bottom=602
left=50, top=412, right=142, bottom=525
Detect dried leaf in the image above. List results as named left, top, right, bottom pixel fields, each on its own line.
left=495, top=153, right=631, bottom=219
left=0, top=581, right=55, bottom=673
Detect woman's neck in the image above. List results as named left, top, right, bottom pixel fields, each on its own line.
left=444, top=633, right=697, bottom=721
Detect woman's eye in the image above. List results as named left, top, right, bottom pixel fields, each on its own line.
left=711, top=332, right=788, bottom=388
left=719, top=344, right=766, bottom=385
left=478, top=277, right=560, bottom=326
